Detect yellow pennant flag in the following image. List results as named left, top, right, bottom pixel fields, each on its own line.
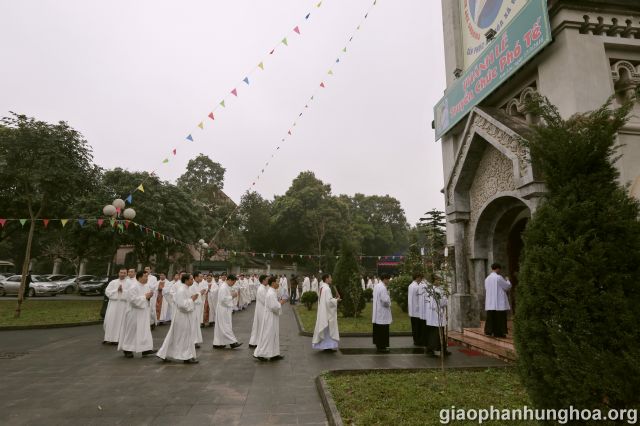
left=137, top=184, right=145, bottom=192
left=258, top=62, right=264, bottom=70
left=317, top=1, right=322, bottom=7
left=61, top=219, right=69, bottom=227
left=162, top=159, right=169, bottom=164
left=328, top=69, right=334, bottom=75
left=198, top=122, right=204, bottom=130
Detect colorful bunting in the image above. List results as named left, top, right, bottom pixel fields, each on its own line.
left=137, top=184, right=145, bottom=193
left=78, top=218, right=86, bottom=227
left=162, top=159, right=169, bottom=164
left=208, top=112, right=215, bottom=121
left=317, top=1, right=322, bottom=7
left=293, top=26, right=300, bottom=35
left=243, top=77, right=250, bottom=85
left=0, top=219, right=5, bottom=228
left=19, top=219, right=27, bottom=227
left=320, top=82, right=325, bottom=88
left=258, top=62, right=264, bottom=70
left=328, top=69, right=334, bottom=75
left=231, top=88, right=238, bottom=97
left=126, top=194, right=133, bottom=204
left=186, top=134, right=194, bottom=142
left=281, top=38, right=288, bottom=46
left=97, top=218, right=104, bottom=228
left=305, top=13, right=310, bottom=20
left=220, top=100, right=226, bottom=108
left=43, top=219, right=50, bottom=228
left=198, top=122, right=204, bottom=129
left=172, top=149, right=177, bottom=155
left=61, top=219, right=69, bottom=228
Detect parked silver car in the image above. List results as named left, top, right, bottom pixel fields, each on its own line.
left=0, top=275, right=58, bottom=297
left=44, top=274, right=78, bottom=294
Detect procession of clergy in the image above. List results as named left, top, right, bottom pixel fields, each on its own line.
left=101, top=264, right=511, bottom=362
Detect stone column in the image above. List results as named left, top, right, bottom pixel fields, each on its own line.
left=52, top=258, right=62, bottom=275
left=448, top=219, right=477, bottom=331
left=472, top=258, right=488, bottom=321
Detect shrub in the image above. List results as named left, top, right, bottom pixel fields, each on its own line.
left=362, top=287, right=373, bottom=303
left=515, top=95, right=640, bottom=411
left=388, top=275, right=412, bottom=312
left=300, top=291, right=318, bottom=310
left=333, top=240, right=365, bottom=317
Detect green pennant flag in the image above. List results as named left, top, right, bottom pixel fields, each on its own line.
left=19, top=219, right=27, bottom=227
left=220, top=100, right=226, bottom=108
left=282, top=37, right=288, bottom=46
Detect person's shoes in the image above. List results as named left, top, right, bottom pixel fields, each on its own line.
left=322, top=349, right=337, bottom=353
left=200, top=324, right=205, bottom=328
left=195, top=344, right=201, bottom=349
left=425, top=350, right=437, bottom=358
left=442, top=350, right=452, bottom=357
left=248, top=344, right=257, bottom=349
left=102, top=341, right=108, bottom=345
left=213, top=345, right=225, bottom=349
left=123, top=351, right=134, bottom=358
left=161, top=358, right=171, bottom=363
left=142, top=350, right=157, bottom=357
left=253, top=356, right=268, bottom=362
left=184, top=358, right=199, bottom=364
left=229, top=342, right=243, bottom=349
left=376, top=348, right=391, bottom=354
left=270, top=355, right=285, bottom=361
left=150, top=324, right=156, bottom=330
left=110, top=342, right=118, bottom=346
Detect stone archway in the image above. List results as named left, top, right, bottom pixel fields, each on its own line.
left=470, top=195, right=531, bottom=320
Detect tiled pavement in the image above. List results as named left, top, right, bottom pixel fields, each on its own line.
left=0, top=303, right=506, bottom=425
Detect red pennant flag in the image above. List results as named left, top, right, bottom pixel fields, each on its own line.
left=288, top=130, right=292, bottom=135
left=124, top=221, right=130, bottom=229
left=43, top=219, right=50, bottom=228
left=231, top=88, right=238, bottom=97
left=97, top=218, right=104, bottom=228
left=208, top=112, right=215, bottom=120
left=270, top=49, right=275, bottom=55
left=320, top=82, right=325, bottom=88
left=293, top=26, right=300, bottom=34
left=0, top=219, right=6, bottom=228
left=172, top=149, right=177, bottom=155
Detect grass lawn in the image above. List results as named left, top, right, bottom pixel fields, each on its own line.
left=324, top=368, right=534, bottom=426
left=0, top=300, right=103, bottom=327
left=294, top=302, right=410, bottom=333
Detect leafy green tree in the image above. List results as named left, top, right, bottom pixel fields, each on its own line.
left=332, top=240, right=364, bottom=317
left=238, top=191, right=273, bottom=252
left=0, top=113, right=97, bottom=317
left=176, top=153, right=225, bottom=195
left=515, top=95, right=640, bottom=411
left=418, top=209, right=446, bottom=281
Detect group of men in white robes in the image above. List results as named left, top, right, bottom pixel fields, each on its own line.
left=407, top=273, right=450, bottom=357
left=249, top=275, right=286, bottom=361
left=300, top=275, right=319, bottom=295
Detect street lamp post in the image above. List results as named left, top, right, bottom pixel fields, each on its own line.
left=198, top=239, right=209, bottom=271
left=103, top=199, right=135, bottom=280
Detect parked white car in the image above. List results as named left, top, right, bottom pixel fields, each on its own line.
left=0, top=275, right=58, bottom=297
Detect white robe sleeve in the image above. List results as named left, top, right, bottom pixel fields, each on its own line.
left=267, top=291, right=282, bottom=315
left=127, top=286, right=148, bottom=309
left=105, top=280, right=123, bottom=300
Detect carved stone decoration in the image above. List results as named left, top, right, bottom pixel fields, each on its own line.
left=611, top=60, right=640, bottom=100
left=468, top=145, right=516, bottom=230
left=473, top=115, right=528, bottom=179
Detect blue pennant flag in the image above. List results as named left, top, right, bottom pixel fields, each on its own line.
left=126, top=194, right=133, bottom=204
left=336, top=58, right=340, bottom=63
left=243, top=77, right=250, bottom=85
left=305, top=13, right=310, bottom=19
left=186, top=134, right=194, bottom=142
left=78, top=218, right=86, bottom=227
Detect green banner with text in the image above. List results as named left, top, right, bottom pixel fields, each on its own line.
left=434, top=0, right=551, bottom=140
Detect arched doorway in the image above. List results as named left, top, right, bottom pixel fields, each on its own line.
left=507, top=217, right=527, bottom=314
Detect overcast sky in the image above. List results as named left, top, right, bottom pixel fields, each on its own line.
left=0, top=0, right=446, bottom=225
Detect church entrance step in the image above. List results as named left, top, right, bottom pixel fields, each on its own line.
left=448, top=331, right=517, bottom=362
left=463, top=328, right=514, bottom=351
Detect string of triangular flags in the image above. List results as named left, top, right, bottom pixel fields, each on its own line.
left=0, top=218, right=191, bottom=247
left=121, top=0, right=328, bottom=208
left=211, top=0, right=379, bottom=244
left=0, top=217, right=404, bottom=260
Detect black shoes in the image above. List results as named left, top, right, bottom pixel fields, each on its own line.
left=195, top=344, right=201, bottom=349
left=123, top=351, right=134, bottom=358
left=270, top=355, right=285, bottom=361
left=184, top=358, right=199, bottom=364
left=229, top=342, right=243, bottom=349
left=376, top=348, right=391, bottom=354
left=254, top=356, right=268, bottom=362
left=248, top=344, right=257, bottom=349
left=142, top=349, right=157, bottom=357
left=213, top=345, right=226, bottom=349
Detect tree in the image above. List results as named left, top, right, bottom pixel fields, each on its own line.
left=176, top=153, right=225, bottom=196
left=332, top=240, right=364, bottom=317
left=238, top=191, right=273, bottom=252
left=515, top=95, right=640, bottom=411
left=0, top=113, right=97, bottom=317
left=388, top=241, right=425, bottom=313
left=418, top=209, right=446, bottom=281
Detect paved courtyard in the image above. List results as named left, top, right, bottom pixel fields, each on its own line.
left=0, top=303, right=506, bottom=425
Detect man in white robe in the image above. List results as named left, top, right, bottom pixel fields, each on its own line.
left=196, top=272, right=208, bottom=326
left=156, top=273, right=199, bottom=364
left=204, top=274, right=216, bottom=327
left=125, top=268, right=136, bottom=288
left=372, top=273, right=392, bottom=353
left=424, top=281, right=450, bottom=357
left=279, top=275, right=289, bottom=301
left=144, top=266, right=159, bottom=328
left=156, top=273, right=172, bottom=324
left=312, top=274, right=340, bottom=351
left=213, top=275, right=243, bottom=349
left=254, top=276, right=286, bottom=361
left=484, top=263, right=512, bottom=338
left=302, top=276, right=311, bottom=294
left=240, top=277, right=251, bottom=309
left=231, top=274, right=240, bottom=312
left=118, top=271, right=155, bottom=358
left=103, top=268, right=129, bottom=345
left=189, top=272, right=204, bottom=348
left=367, top=278, right=374, bottom=290
left=249, top=275, right=269, bottom=349
left=408, top=273, right=424, bottom=346
left=311, top=276, right=319, bottom=294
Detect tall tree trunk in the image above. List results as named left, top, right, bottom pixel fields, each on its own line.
left=15, top=218, right=36, bottom=318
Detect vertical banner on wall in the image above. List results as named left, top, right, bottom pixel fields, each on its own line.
left=434, top=0, right=551, bottom=140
